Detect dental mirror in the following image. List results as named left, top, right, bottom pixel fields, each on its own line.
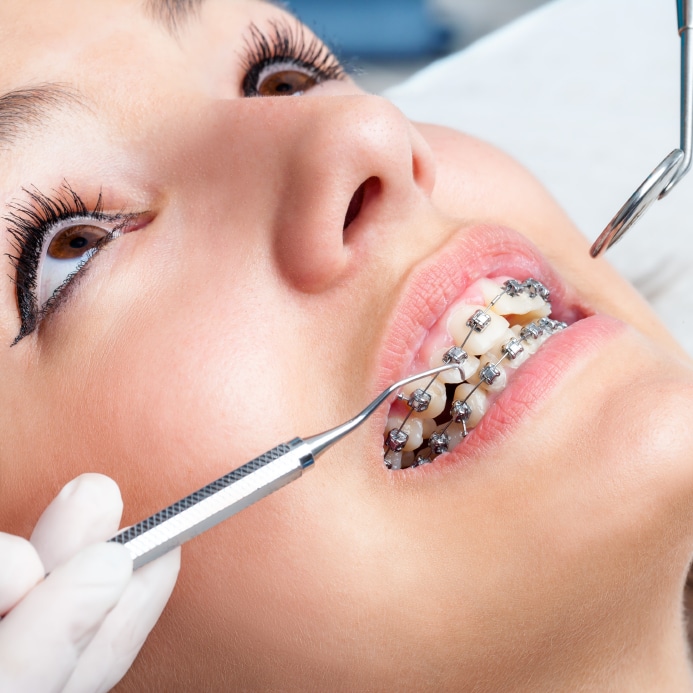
left=590, top=0, right=692, bottom=258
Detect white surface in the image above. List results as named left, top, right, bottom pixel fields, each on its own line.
left=431, top=0, right=551, bottom=48
left=387, top=0, right=693, bottom=353
left=353, top=0, right=553, bottom=93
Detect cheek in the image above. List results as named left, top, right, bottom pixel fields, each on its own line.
left=11, top=273, right=358, bottom=531
left=420, top=125, right=569, bottom=230
left=32, top=325, right=290, bottom=522
left=0, top=177, right=384, bottom=535
left=421, top=125, right=689, bottom=359
left=421, top=124, right=602, bottom=282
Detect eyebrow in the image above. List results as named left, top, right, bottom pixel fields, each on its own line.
left=145, top=0, right=206, bottom=33
left=0, top=2, right=203, bottom=148
left=0, top=0, right=275, bottom=148
left=0, top=84, right=85, bottom=149
left=146, top=0, right=276, bottom=34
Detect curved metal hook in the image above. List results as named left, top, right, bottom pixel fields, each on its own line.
left=591, top=0, right=693, bottom=257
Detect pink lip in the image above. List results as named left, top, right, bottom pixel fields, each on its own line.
left=375, top=224, right=588, bottom=389
left=372, top=224, right=598, bottom=463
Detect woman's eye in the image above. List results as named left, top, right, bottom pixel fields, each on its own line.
left=6, top=183, right=146, bottom=344
left=255, top=64, right=318, bottom=97
left=241, top=21, right=346, bottom=99
left=47, top=223, right=109, bottom=259
left=39, top=221, right=115, bottom=310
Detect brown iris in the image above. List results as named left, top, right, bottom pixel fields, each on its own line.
left=258, top=70, right=318, bottom=97
left=47, top=225, right=109, bottom=260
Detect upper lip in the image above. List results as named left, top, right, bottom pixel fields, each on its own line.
left=374, top=223, right=591, bottom=398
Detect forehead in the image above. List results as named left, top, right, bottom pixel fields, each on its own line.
left=0, top=0, right=269, bottom=92
left=0, top=0, right=284, bottom=179
left=1, top=0, right=204, bottom=36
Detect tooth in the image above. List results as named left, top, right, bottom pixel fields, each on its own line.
left=468, top=358, right=507, bottom=392
left=433, top=422, right=467, bottom=451
left=453, top=383, right=488, bottom=427
left=517, top=322, right=546, bottom=354
left=388, top=451, right=403, bottom=470
left=481, top=361, right=507, bottom=392
left=523, top=339, right=539, bottom=355
left=386, top=415, right=424, bottom=452
left=420, top=417, right=438, bottom=438
left=482, top=329, right=513, bottom=357
left=495, top=328, right=516, bottom=350
left=461, top=355, right=480, bottom=380
left=521, top=301, right=552, bottom=321
left=428, top=346, right=463, bottom=383
left=428, top=346, right=480, bottom=382
left=446, top=423, right=467, bottom=450
left=415, top=447, right=432, bottom=465
left=401, top=379, right=447, bottom=418
left=486, top=330, right=533, bottom=369
left=500, top=336, right=530, bottom=370
left=427, top=346, right=462, bottom=383
left=503, top=344, right=530, bottom=369
left=429, top=430, right=450, bottom=455
left=401, top=422, right=423, bottom=452
left=448, top=305, right=510, bottom=356
left=401, top=452, right=416, bottom=469
left=478, top=278, right=547, bottom=317
left=423, top=380, right=447, bottom=418
left=526, top=324, right=553, bottom=353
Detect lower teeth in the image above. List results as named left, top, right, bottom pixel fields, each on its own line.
left=383, top=278, right=567, bottom=470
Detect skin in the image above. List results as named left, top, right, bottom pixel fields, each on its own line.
left=1, top=0, right=693, bottom=690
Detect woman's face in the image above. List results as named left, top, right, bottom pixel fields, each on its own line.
left=3, top=0, right=693, bottom=689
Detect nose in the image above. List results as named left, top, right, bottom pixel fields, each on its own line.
left=234, top=94, right=437, bottom=292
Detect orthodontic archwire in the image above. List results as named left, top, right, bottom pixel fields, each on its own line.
left=384, top=278, right=567, bottom=468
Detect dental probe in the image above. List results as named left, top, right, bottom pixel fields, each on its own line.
left=590, top=0, right=693, bottom=257
left=109, top=363, right=460, bottom=570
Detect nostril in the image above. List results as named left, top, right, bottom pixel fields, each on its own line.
left=343, top=176, right=379, bottom=233
left=343, top=181, right=366, bottom=231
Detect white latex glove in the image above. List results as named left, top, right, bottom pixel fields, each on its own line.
left=0, top=473, right=181, bottom=693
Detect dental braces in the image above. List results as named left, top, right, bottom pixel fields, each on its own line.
left=384, top=278, right=567, bottom=470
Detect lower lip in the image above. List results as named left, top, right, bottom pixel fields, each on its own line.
left=392, top=314, right=627, bottom=475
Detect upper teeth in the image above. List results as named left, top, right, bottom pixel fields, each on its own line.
left=479, top=277, right=550, bottom=317
left=449, top=307, right=510, bottom=356
left=384, top=277, right=567, bottom=470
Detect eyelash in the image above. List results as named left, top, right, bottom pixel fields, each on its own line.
left=240, top=19, right=346, bottom=96
left=5, top=183, right=130, bottom=344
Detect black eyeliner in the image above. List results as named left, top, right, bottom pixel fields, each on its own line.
left=4, top=182, right=122, bottom=344
left=241, top=19, right=347, bottom=97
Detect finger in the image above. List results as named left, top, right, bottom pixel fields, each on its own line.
left=63, top=546, right=181, bottom=693
left=30, top=474, right=123, bottom=572
left=0, top=533, right=44, bottom=615
left=0, top=542, right=131, bottom=693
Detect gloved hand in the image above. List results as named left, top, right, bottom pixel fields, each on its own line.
left=0, top=473, right=181, bottom=693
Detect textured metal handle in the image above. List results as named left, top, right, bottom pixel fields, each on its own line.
left=110, top=438, right=314, bottom=569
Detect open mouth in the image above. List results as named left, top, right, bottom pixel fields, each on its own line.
left=383, top=276, right=571, bottom=470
